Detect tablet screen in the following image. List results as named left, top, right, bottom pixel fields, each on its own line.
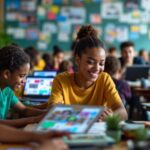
left=36, top=105, right=103, bottom=133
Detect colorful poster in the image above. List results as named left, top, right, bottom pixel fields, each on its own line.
left=104, top=24, right=117, bottom=42
left=61, top=7, right=86, bottom=24
left=5, top=0, right=20, bottom=10
left=140, top=24, right=148, bottom=34
left=140, top=11, right=150, bottom=23
left=21, top=0, right=37, bottom=12
left=26, top=28, right=39, bottom=40
left=90, top=14, right=101, bottom=24
left=101, top=2, right=123, bottom=19
left=39, top=31, right=51, bottom=43
left=58, top=22, right=71, bottom=34
left=37, top=6, right=46, bottom=20
left=58, top=32, right=69, bottom=42
left=124, top=0, right=139, bottom=9
left=42, top=23, right=57, bottom=34
left=13, top=28, right=25, bottom=39
left=37, top=41, right=48, bottom=50
left=141, top=0, right=150, bottom=11
left=116, top=27, right=128, bottom=42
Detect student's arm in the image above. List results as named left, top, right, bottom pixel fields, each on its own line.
left=13, top=101, right=46, bottom=117
left=113, top=103, right=128, bottom=120
left=0, top=114, right=43, bottom=128
left=101, top=73, right=128, bottom=121
left=99, top=103, right=128, bottom=121
left=48, top=77, right=64, bottom=106
left=32, top=102, right=48, bottom=109
left=0, top=124, right=70, bottom=144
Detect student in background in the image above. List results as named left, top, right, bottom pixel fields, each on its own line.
left=119, top=41, right=143, bottom=68
left=42, top=53, right=53, bottom=70
left=59, top=60, right=74, bottom=74
left=107, top=46, right=117, bottom=57
left=0, top=45, right=46, bottom=127
left=24, top=46, right=41, bottom=73
left=104, top=56, right=132, bottom=105
left=138, top=49, right=149, bottom=64
left=51, top=45, right=65, bottom=71
left=48, top=25, right=127, bottom=121
left=0, top=124, right=69, bottom=149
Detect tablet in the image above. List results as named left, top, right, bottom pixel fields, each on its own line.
left=35, top=105, right=103, bottom=134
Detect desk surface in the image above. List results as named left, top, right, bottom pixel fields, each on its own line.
left=0, top=142, right=127, bottom=150
left=132, top=87, right=150, bottom=99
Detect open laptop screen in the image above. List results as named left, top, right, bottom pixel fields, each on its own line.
left=35, top=105, right=103, bottom=133
left=33, top=71, right=57, bottom=77
left=22, top=76, right=53, bottom=99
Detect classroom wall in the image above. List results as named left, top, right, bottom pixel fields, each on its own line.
left=4, top=0, right=150, bottom=52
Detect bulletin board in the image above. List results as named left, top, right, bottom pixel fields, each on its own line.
left=4, top=0, right=150, bottom=52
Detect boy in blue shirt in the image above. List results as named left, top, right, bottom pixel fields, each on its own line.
left=0, top=45, right=45, bottom=127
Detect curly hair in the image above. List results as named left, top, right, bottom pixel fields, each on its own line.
left=0, top=45, right=30, bottom=72
left=76, top=25, right=98, bottom=40
left=74, top=25, right=105, bottom=57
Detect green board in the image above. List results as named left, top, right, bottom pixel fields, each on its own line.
left=4, top=0, right=150, bottom=52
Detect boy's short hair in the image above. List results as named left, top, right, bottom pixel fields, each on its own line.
left=105, top=56, right=121, bottom=76
left=120, top=41, right=134, bottom=52
left=0, top=45, right=30, bottom=72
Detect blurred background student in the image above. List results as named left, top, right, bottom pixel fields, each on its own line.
left=51, top=45, right=65, bottom=71
left=107, top=46, right=117, bottom=57
left=24, top=46, right=43, bottom=73
left=105, top=56, right=132, bottom=106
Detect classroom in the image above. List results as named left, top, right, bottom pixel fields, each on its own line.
left=0, top=0, right=150, bottom=149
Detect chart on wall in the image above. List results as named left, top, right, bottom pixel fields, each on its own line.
left=4, top=0, right=150, bottom=51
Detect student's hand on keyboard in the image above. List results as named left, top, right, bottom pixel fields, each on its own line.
left=98, top=108, right=113, bottom=122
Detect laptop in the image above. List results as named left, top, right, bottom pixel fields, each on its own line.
left=125, top=65, right=150, bottom=81
left=35, top=104, right=104, bottom=134
left=21, top=76, right=54, bottom=102
left=33, top=70, right=57, bottom=77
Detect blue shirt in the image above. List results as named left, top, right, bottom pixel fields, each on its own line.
left=0, top=87, right=19, bottom=119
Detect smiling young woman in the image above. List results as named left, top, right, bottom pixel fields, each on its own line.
left=48, top=25, right=128, bottom=121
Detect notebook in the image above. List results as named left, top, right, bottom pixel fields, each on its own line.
left=21, top=76, right=54, bottom=102
left=35, top=104, right=104, bottom=134
left=33, top=70, right=57, bottom=77
left=125, top=65, right=150, bottom=81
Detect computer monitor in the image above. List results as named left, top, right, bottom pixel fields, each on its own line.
left=125, top=65, right=150, bottom=81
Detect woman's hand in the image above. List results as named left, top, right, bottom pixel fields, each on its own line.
left=98, top=108, right=113, bottom=122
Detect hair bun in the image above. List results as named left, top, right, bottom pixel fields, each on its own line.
left=76, top=25, right=98, bottom=40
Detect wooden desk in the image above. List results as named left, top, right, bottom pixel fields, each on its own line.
left=132, top=87, right=150, bottom=100
left=0, top=143, right=34, bottom=150
left=0, top=142, right=127, bottom=150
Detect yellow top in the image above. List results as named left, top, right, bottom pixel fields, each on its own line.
left=34, top=58, right=45, bottom=71
left=48, top=72, right=122, bottom=111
